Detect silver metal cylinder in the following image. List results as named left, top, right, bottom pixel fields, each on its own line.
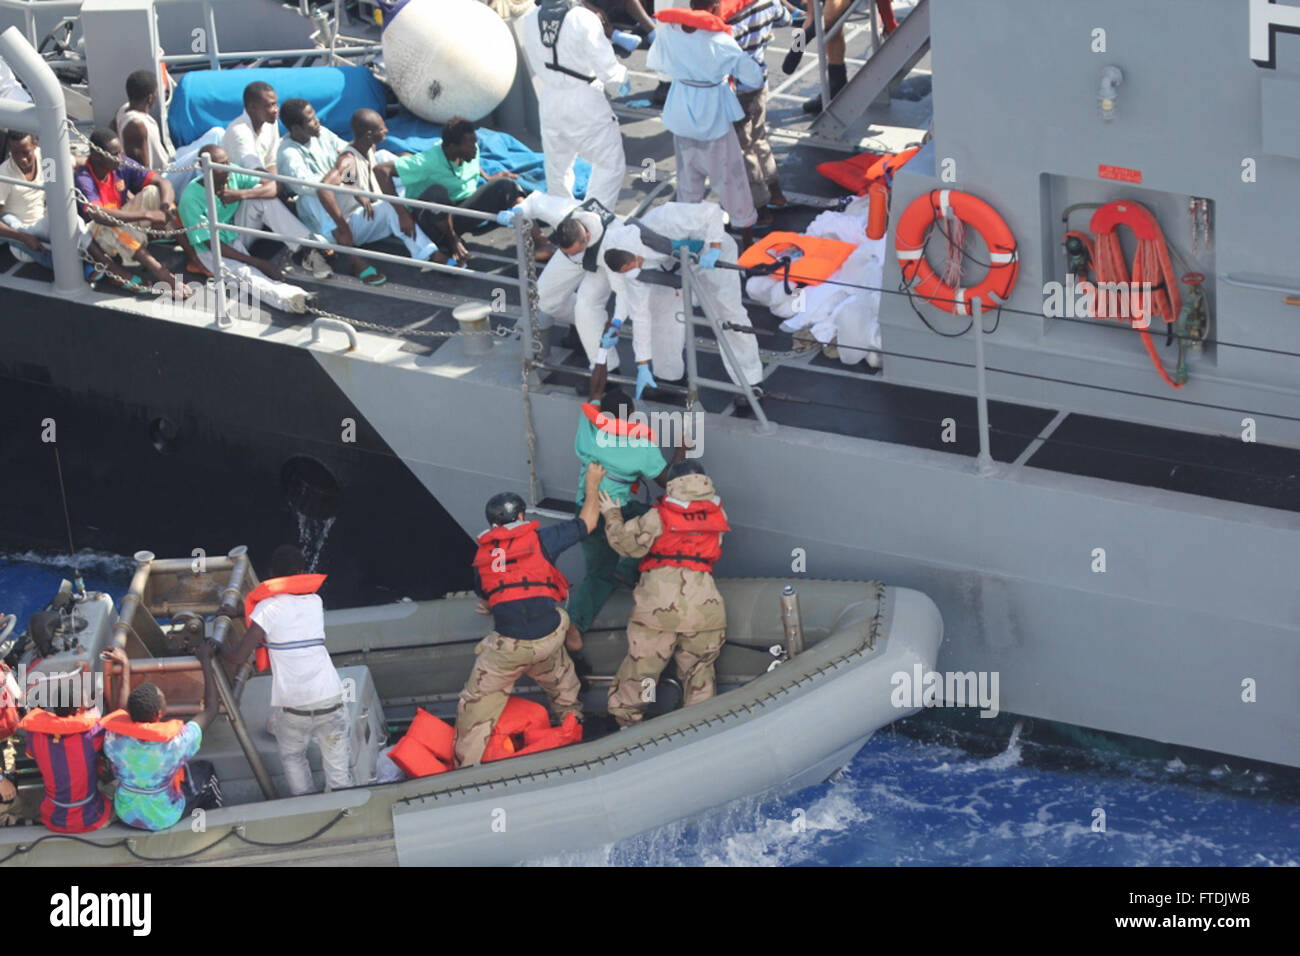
left=780, top=584, right=805, bottom=657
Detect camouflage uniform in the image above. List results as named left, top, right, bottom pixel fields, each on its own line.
left=453, top=608, right=583, bottom=767
left=601, top=474, right=727, bottom=726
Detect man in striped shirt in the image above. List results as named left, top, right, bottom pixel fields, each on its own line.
left=728, top=0, right=795, bottom=224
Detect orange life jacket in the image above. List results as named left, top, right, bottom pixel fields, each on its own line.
left=654, top=7, right=730, bottom=31
left=816, top=145, right=920, bottom=195
left=16, top=708, right=98, bottom=738
left=640, top=496, right=729, bottom=572
left=389, top=707, right=455, bottom=778
left=737, top=231, right=857, bottom=287
left=581, top=402, right=654, bottom=441
left=244, top=573, right=328, bottom=671
left=473, top=522, right=569, bottom=608
left=101, top=709, right=187, bottom=742
left=482, top=697, right=582, bottom=763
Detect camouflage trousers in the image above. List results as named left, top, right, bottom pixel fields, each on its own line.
left=453, top=609, right=583, bottom=768
left=607, top=621, right=726, bottom=727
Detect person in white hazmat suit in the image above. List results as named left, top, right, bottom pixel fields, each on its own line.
left=600, top=200, right=763, bottom=398
left=519, top=0, right=631, bottom=214
left=507, top=189, right=624, bottom=372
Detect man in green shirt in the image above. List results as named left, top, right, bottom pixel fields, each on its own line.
left=566, top=347, right=688, bottom=670
left=177, top=144, right=315, bottom=313
left=375, top=116, right=530, bottom=266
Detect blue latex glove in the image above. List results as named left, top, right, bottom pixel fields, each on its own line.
left=698, top=246, right=722, bottom=270
left=617, top=79, right=631, bottom=98
left=635, top=363, right=657, bottom=399
left=611, top=29, right=640, bottom=55
left=600, top=318, right=623, bottom=350
left=496, top=208, right=519, bottom=228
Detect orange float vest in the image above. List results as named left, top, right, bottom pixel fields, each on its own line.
left=581, top=402, right=654, bottom=441
left=737, top=231, right=857, bottom=287
left=101, top=709, right=187, bottom=742
left=816, top=145, right=920, bottom=195
left=243, top=573, right=328, bottom=671
left=17, top=708, right=98, bottom=738
left=654, top=7, right=730, bottom=31
left=482, top=697, right=583, bottom=763
left=473, top=522, right=569, bottom=608
left=389, top=707, right=455, bottom=778
left=640, top=496, right=729, bottom=572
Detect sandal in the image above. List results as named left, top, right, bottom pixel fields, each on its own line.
left=357, top=265, right=388, bottom=286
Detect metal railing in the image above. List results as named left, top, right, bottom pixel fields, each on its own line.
left=194, top=155, right=534, bottom=329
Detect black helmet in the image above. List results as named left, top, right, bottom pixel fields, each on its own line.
left=666, top=459, right=706, bottom=481
left=485, top=492, right=527, bottom=526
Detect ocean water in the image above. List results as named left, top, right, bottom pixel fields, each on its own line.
left=4, top=551, right=1297, bottom=867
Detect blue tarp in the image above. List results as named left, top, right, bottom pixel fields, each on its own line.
left=167, top=65, right=589, bottom=197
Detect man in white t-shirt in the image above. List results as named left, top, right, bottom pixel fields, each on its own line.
left=223, top=545, right=353, bottom=796
left=221, top=81, right=282, bottom=175
left=116, top=69, right=223, bottom=193
left=0, top=130, right=53, bottom=269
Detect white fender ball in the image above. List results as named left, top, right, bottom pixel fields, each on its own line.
left=383, top=0, right=518, bottom=123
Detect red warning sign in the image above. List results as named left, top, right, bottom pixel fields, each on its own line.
left=1098, top=164, right=1143, bottom=184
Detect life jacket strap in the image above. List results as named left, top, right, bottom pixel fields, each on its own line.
left=50, top=792, right=99, bottom=809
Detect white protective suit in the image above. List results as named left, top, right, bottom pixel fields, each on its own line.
left=519, top=189, right=623, bottom=371
left=602, top=201, right=764, bottom=388
left=519, top=1, right=628, bottom=213
left=744, top=201, right=884, bottom=366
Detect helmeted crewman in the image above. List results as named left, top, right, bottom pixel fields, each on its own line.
left=510, top=189, right=625, bottom=372
left=601, top=200, right=763, bottom=397
left=599, top=459, right=729, bottom=726
left=454, top=462, right=606, bottom=767
left=519, top=0, right=630, bottom=213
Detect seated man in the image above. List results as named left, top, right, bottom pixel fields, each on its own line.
left=279, top=102, right=438, bottom=283
left=220, top=545, right=353, bottom=796
left=76, top=127, right=189, bottom=295
left=375, top=116, right=532, bottom=267
left=116, top=68, right=223, bottom=194
left=103, top=641, right=223, bottom=832
left=0, top=130, right=52, bottom=269
left=221, top=81, right=282, bottom=178
left=178, top=144, right=316, bottom=313
left=15, top=649, right=132, bottom=833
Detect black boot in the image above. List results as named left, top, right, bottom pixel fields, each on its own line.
left=802, top=63, right=848, bottom=114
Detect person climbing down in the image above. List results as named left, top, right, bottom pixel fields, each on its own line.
left=453, top=462, right=607, bottom=767
left=599, top=458, right=729, bottom=727
left=565, top=355, right=689, bottom=678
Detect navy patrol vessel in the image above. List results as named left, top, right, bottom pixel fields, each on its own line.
left=0, top=0, right=1296, bottom=782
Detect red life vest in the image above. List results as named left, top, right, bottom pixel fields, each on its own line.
left=17, top=708, right=98, bottom=738
left=472, top=521, right=569, bottom=608
left=581, top=402, right=655, bottom=441
left=654, top=8, right=730, bottom=32
left=640, top=496, right=729, bottom=572
left=244, top=573, right=328, bottom=671
left=389, top=707, right=455, bottom=778
left=482, top=697, right=582, bottom=762
left=101, top=709, right=187, bottom=742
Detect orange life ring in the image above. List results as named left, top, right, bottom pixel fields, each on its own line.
left=895, top=190, right=1018, bottom=315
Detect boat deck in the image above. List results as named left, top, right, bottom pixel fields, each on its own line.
left=3, top=4, right=1298, bottom=514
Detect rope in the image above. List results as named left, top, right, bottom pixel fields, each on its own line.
left=0, top=810, right=352, bottom=864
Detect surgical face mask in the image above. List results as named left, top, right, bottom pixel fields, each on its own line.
left=623, top=267, right=641, bottom=282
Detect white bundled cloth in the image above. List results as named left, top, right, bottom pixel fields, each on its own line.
left=744, top=201, right=884, bottom=366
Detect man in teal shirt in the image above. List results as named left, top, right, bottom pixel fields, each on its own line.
left=375, top=116, right=526, bottom=266
left=567, top=350, right=687, bottom=669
